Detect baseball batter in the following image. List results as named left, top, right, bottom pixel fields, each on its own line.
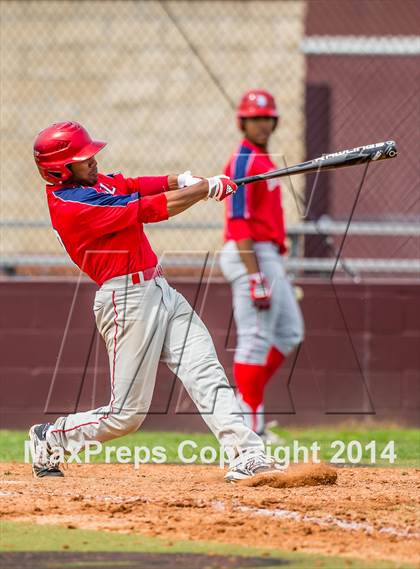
left=29, top=121, right=284, bottom=482
left=220, top=90, right=304, bottom=438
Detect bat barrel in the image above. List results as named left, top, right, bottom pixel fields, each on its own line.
left=233, top=140, right=397, bottom=186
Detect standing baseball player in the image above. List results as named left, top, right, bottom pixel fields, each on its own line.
left=29, top=120, right=284, bottom=482
left=220, top=90, right=304, bottom=440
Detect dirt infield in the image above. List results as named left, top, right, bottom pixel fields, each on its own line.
left=1, top=463, right=419, bottom=565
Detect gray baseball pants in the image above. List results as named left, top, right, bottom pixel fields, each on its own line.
left=48, top=274, right=263, bottom=458
left=219, top=241, right=304, bottom=364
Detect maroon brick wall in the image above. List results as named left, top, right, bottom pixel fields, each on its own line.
left=304, top=0, right=419, bottom=261
left=0, top=278, right=418, bottom=430
left=306, top=0, right=419, bottom=36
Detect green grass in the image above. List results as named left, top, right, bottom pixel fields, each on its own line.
left=0, top=521, right=415, bottom=569
left=1, top=426, right=418, bottom=467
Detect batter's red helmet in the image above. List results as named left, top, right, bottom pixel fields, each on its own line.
left=237, top=89, right=279, bottom=119
left=33, top=121, right=106, bottom=184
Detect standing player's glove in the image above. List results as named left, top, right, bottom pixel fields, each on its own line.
left=206, top=175, right=237, bottom=201
left=249, top=272, right=271, bottom=310
left=177, top=170, right=203, bottom=188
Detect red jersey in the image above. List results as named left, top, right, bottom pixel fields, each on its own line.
left=46, top=172, right=169, bottom=285
left=224, top=138, right=286, bottom=252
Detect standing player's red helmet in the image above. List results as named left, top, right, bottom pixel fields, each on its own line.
left=33, top=121, right=106, bottom=184
left=237, top=89, right=279, bottom=119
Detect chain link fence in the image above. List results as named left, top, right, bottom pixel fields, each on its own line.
left=0, top=0, right=419, bottom=279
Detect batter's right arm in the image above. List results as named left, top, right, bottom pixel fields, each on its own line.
left=166, top=180, right=209, bottom=216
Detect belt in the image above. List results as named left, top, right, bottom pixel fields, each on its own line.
left=101, top=265, right=163, bottom=288
left=130, top=264, right=163, bottom=284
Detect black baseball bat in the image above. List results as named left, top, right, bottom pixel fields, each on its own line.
left=233, top=140, right=397, bottom=185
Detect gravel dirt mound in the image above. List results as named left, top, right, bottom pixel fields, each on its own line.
left=1, top=463, right=419, bottom=565
left=239, top=462, right=337, bottom=488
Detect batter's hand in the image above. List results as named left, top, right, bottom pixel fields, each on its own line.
left=249, top=272, right=271, bottom=310
left=177, top=170, right=203, bottom=188
left=206, top=175, right=237, bottom=201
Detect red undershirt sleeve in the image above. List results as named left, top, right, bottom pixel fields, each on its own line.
left=126, top=176, right=170, bottom=196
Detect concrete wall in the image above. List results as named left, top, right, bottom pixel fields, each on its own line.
left=1, top=278, right=418, bottom=430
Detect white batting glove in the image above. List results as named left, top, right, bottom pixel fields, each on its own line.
left=177, top=170, right=202, bottom=188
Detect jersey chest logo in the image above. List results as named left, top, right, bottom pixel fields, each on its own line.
left=99, top=182, right=116, bottom=194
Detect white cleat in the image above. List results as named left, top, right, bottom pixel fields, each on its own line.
left=225, top=450, right=284, bottom=482
left=29, top=423, right=64, bottom=478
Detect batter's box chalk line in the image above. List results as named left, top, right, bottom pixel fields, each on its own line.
left=9, top=487, right=417, bottom=541
left=212, top=501, right=420, bottom=540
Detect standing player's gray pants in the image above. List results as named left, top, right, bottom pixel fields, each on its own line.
left=48, top=275, right=263, bottom=458
left=220, top=241, right=304, bottom=364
